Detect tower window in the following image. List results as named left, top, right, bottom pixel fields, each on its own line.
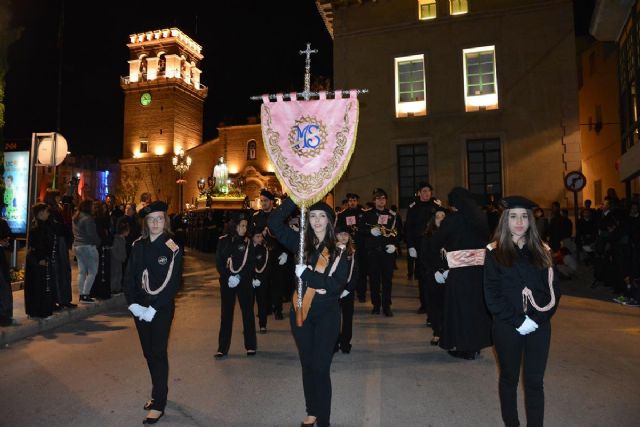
left=247, top=140, right=257, bottom=160
left=140, top=139, right=149, bottom=153
left=418, top=0, right=437, bottom=20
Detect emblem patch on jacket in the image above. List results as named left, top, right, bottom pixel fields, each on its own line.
left=158, top=256, right=168, bottom=265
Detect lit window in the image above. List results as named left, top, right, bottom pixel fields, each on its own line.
left=463, top=46, right=498, bottom=112
left=419, top=0, right=437, bottom=20
left=450, top=0, right=468, bottom=15
left=395, top=54, right=427, bottom=118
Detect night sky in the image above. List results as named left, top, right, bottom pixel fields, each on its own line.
left=3, top=0, right=333, bottom=158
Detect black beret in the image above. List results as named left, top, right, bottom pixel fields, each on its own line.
left=230, top=211, right=248, bottom=223
left=346, top=193, right=360, bottom=200
left=334, top=221, right=349, bottom=234
left=140, top=201, right=168, bottom=217
left=260, top=189, right=275, bottom=200
left=309, top=201, right=336, bottom=224
left=500, top=196, right=538, bottom=210
left=417, top=182, right=433, bottom=191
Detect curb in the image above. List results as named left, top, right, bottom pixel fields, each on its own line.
left=0, top=294, right=126, bottom=348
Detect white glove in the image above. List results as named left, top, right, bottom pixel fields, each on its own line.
left=228, top=274, right=240, bottom=288
left=295, top=264, right=308, bottom=278
left=340, top=290, right=350, bottom=299
left=252, top=278, right=261, bottom=288
left=140, top=306, right=157, bottom=322
left=434, top=271, right=446, bottom=284
left=370, top=227, right=382, bottom=237
left=128, top=303, right=145, bottom=318
left=385, top=244, right=396, bottom=254
left=442, top=270, right=449, bottom=280
left=278, top=252, right=288, bottom=265
left=516, top=316, right=539, bottom=335
left=408, top=247, right=417, bottom=258
left=434, top=198, right=442, bottom=206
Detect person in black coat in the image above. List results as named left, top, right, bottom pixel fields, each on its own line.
left=419, top=208, right=448, bottom=345
left=124, top=201, right=183, bottom=425
left=433, top=187, right=492, bottom=360
left=336, top=193, right=367, bottom=302
left=0, top=216, right=15, bottom=326
left=24, top=203, right=55, bottom=318
left=484, top=196, right=560, bottom=427
left=334, top=223, right=358, bottom=354
left=267, top=197, right=349, bottom=427
left=214, top=213, right=257, bottom=358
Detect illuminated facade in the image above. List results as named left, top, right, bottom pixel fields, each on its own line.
left=317, top=0, right=581, bottom=209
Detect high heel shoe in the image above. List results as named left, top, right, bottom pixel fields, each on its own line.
left=142, top=410, right=164, bottom=424
left=214, top=352, right=226, bottom=359
left=143, top=399, right=155, bottom=410
left=430, top=336, right=440, bottom=346
left=246, top=350, right=256, bottom=356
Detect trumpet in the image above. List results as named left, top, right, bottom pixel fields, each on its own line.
left=371, top=224, right=398, bottom=238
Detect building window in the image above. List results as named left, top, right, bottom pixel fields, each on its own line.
left=395, top=54, right=427, bottom=118
left=397, top=144, right=429, bottom=208
left=418, top=0, right=437, bottom=20
left=140, top=139, right=149, bottom=154
left=247, top=140, right=257, bottom=160
left=450, top=0, right=468, bottom=15
left=467, top=138, right=502, bottom=204
left=463, top=45, right=498, bottom=112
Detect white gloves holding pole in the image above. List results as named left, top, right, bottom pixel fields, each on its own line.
left=408, top=247, right=417, bottom=258
left=516, top=315, right=539, bottom=335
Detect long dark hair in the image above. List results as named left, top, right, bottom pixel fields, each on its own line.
left=73, top=199, right=93, bottom=222
left=492, top=208, right=552, bottom=269
left=303, top=216, right=337, bottom=263
left=423, top=210, right=446, bottom=238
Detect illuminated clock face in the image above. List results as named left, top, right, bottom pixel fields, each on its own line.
left=140, top=92, right=152, bottom=106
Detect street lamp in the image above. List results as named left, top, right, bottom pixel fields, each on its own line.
left=172, top=148, right=192, bottom=212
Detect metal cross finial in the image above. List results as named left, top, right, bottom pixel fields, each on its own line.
left=299, top=42, right=318, bottom=100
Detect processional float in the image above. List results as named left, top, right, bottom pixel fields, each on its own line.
left=252, top=43, right=366, bottom=326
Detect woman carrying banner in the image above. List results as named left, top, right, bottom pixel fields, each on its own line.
left=124, top=201, right=183, bottom=425
left=268, top=197, right=349, bottom=427
left=484, top=196, right=559, bottom=427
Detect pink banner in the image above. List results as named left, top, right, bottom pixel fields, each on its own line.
left=261, top=91, right=359, bottom=206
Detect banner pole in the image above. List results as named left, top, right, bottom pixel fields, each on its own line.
left=297, top=204, right=306, bottom=314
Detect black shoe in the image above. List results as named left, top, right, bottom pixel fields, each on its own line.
left=383, top=308, right=394, bottom=317
left=259, top=327, right=267, bottom=334
left=143, top=399, right=155, bottom=410
left=53, top=304, right=63, bottom=312
left=246, top=350, right=257, bottom=356
left=426, top=318, right=432, bottom=327
left=274, top=311, right=283, bottom=320
left=214, top=352, right=227, bottom=359
left=79, top=295, right=96, bottom=304
left=416, top=306, right=426, bottom=314
left=448, top=350, right=478, bottom=360
left=111, top=290, right=123, bottom=296
left=340, top=343, right=352, bottom=354
left=61, top=302, right=78, bottom=309
left=371, top=307, right=380, bottom=315
left=143, top=410, right=164, bottom=424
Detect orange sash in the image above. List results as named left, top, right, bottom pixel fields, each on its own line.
left=293, top=247, right=330, bottom=327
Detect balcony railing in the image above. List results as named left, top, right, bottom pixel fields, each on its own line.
left=120, top=72, right=207, bottom=92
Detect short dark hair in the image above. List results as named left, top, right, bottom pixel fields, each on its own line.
left=117, top=221, right=130, bottom=235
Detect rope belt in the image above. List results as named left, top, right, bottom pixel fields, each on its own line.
left=445, top=249, right=485, bottom=268
left=254, top=245, right=269, bottom=274
left=142, top=250, right=178, bottom=296
left=522, top=266, right=556, bottom=313
left=227, top=240, right=250, bottom=274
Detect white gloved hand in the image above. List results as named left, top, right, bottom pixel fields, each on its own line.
left=128, top=303, right=145, bottom=318
left=252, top=278, right=261, bottom=288
left=442, top=270, right=449, bottom=280
left=408, top=247, right=418, bottom=258
left=315, top=289, right=327, bottom=295
left=278, top=252, right=288, bottom=265
left=435, top=271, right=446, bottom=284
left=340, top=290, right=350, bottom=299
left=385, top=244, right=396, bottom=254
left=516, top=315, right=539, bottom=335
left=295, top=264, right=308, bottom=278
left=140, top=306, right=157, bottom=322
left=228, top=274, right=240, bottom=288
left=370, top=227, right=382, bottom=237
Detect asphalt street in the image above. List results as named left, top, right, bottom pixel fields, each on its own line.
left=0, top=250, right=638, bottom=427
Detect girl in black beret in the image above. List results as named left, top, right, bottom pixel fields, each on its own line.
left=484, top=196, right=560, bottom=427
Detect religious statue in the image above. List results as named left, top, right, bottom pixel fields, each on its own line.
left=213, top=157, right=228, bottom=194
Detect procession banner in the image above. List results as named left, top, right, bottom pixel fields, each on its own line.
left=260, top=90, right=359, bottom=206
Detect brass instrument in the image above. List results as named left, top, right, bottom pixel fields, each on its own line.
left=371, top=224, right=398, bottom=238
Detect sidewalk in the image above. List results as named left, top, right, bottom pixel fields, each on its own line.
left=1, top=251, right=126, bottom=347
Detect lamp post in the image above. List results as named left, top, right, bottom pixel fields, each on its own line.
left=172, top=148, right=192, bottom=213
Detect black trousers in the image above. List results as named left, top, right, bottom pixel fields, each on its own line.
left=355, top=249, right=368, bottom=300
left=290, top=301, right=340, bottom=427
left=0, top=272, right=13, bottom=323
left=425, top=273, right=445, bottom=337
left=270, top=259, right=289, bottom=314
left=134, top=304, right=174, bottom=411
left=493, top=320, right=551, bottom=427
left=218, top=283, right=257, bottom=353
left=338, top=293, right=355, bottom=348
left=255, top=271, right=271, bottom=328
left=367, top=250, right=394, bottom=309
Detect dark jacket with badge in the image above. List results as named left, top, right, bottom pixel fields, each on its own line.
left=215, top=234, right=255, bottom=287
left=336, top=207, right=366, bottom=248
left=252, top=242, right=271, bottom=284
left=360, top=208, right=399, bottom=252
left=267, top=198, right=349, bottom=303
left=405, top=199, right=439, bottom=250
left=484, top=244, right=560, bottom=327
left=124, top=233, right=183, bottom=310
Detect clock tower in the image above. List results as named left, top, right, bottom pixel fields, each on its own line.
left=119, top=28, right=207, bottom=209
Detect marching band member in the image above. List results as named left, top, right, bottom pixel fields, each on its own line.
left=215, top=212, right=257, bottom=359
left=267, top=197, right=349, bottom=427
left=124, top=201, right=183, bottom=425
left=337, top=193, right=367, bottom=302
left=334, top=222, right=358, bottom=354
left=361, top=188, right=398, bottom=317
left=484, top=196, right=559, bottom=427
